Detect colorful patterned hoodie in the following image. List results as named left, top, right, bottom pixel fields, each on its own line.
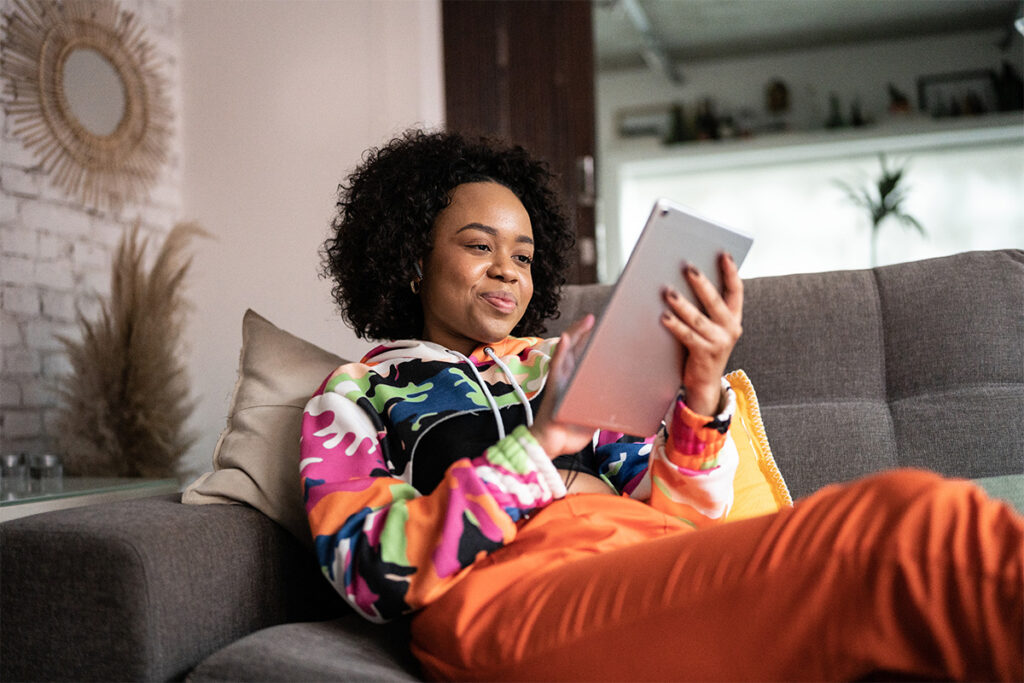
left=301, top=335, right=739, bottom=623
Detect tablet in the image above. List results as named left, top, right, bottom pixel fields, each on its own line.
left=551, top=199, right=753, bottom=436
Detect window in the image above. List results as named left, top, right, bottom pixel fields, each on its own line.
left=610, top=122, right=1023, bottom=279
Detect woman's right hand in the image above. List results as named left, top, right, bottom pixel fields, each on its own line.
left=661, top=252, right=744, bottom=416
left=530, top=314, right=596, bottom=459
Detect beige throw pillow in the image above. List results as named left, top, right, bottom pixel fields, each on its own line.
left=183, top=309, right=347, bottom=545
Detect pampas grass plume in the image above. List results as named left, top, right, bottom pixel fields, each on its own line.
left=56, top=222, right=208, bottom=479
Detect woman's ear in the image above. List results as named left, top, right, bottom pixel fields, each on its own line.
left=410, top=259, right=425, bottom=296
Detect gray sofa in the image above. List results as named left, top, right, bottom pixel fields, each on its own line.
left=2, top=249, right=1022, bottom=681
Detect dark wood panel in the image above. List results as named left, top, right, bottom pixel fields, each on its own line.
left=442, top=0, right=597, bottom=284
left=442, top=0, right=509, bottom=138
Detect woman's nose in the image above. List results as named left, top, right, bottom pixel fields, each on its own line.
left=487, top=254, right=518, bottom=282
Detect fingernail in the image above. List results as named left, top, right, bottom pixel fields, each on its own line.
left=684, top=264, right=698, bottom=277
left=667, top=288, right=680, bottom=301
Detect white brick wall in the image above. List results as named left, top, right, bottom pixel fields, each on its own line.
left=0, top=0, right=183, bottom=457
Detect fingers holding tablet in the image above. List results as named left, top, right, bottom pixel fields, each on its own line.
left=551, top=199, right=752, bottom=436
left=661, top=253, right=744, bottom=416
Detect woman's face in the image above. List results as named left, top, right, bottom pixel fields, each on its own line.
left=420, top=181, right=535, bottom=355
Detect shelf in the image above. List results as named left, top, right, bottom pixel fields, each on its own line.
left=608, top=112, right=1024, bottom=176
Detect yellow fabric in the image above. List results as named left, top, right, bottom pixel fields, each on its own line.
left=726, top=369, right=793, bottom=519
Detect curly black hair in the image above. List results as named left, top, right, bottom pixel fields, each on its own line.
left=322, top=129, right=575, bottom=341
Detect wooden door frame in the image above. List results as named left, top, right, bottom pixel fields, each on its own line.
left=442, top=0, right=597, bottom=284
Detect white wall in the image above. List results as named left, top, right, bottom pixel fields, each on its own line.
left=180, top=0, right=444, bottom=479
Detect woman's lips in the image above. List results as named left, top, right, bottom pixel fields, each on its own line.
left=481, top=292, right=517, bottom=314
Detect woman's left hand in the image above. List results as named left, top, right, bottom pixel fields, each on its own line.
left=661, top=252, right=744, bottom=416
left=529, top=314, right=598, bottom=458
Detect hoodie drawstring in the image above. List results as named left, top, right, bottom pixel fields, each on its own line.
left=449, top=347, right=535, bottom=441
left=484, top=347, right=535, bottom=429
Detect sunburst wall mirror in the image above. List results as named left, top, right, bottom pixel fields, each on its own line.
left=2, top=0, right=172, bottom=211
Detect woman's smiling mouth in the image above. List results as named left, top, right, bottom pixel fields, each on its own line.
left=481, top=291, right=517, bottom=314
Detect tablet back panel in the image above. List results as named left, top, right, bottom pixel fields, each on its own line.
left=552, top=199, right=753, bottom=436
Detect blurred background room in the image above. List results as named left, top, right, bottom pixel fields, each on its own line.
left=591, top=0, right=1024, bottom=280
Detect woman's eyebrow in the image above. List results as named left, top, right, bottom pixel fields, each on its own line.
left=457, top=223, right=534, bottom=245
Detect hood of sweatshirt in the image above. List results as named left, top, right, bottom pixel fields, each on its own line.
left=354, top=336, right=558, bottom=445
left=360, top=336, right=551, bottom=368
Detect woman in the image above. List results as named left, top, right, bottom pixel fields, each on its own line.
left=303, top=130, right=1023, bottom=680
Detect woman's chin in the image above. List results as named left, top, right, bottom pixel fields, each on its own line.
left=472, top=323, right=518, bottom=346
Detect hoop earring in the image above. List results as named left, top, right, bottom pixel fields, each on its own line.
left=410, top=278, right=421, bottom=295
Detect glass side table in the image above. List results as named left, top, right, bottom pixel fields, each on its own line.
left=0, top=477, right=179, bottom=522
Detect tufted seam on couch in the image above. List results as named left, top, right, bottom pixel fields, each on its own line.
left=888, top=382, right=1024, bottom=402
left=868, top=263, right=902, bottom=471
left=871, top=250, right=1024, bottom=478
left=753, top=397, right=905, bottom=410
left=760, top=384, right=1023, bottom=410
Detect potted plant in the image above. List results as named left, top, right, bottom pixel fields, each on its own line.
left=835, top=154, right=925, bottom=267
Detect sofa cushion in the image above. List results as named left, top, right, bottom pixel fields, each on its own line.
left=726, top=369, right=793, bottom=516
left=188, top=615, right=421, bottom=681
left=876, top=251, right=1024, bottom=478
left=729, top=250, right=1024, bottom=498
left=0, top=495, right=343, bottom=682
left=183, top=310, right=345, bottom=545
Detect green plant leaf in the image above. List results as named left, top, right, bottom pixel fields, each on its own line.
left=834, top=154, right=925, bottom=241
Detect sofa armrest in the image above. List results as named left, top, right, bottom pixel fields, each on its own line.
left=0, top=495, right=344, bottom=682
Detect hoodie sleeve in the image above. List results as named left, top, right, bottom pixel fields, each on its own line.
left=596, top=378, right=738, bottom=528
left=301, top=367, right=566, bottom=623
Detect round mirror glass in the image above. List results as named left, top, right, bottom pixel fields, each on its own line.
left=62, top=47, right=127, bottom=137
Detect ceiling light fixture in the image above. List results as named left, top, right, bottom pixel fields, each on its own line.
left=621, top=0, right=684, bottom=84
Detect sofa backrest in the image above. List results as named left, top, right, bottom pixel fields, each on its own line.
left=549, top=249, right=1024, bottom=499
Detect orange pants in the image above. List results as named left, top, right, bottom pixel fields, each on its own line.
left=410, top=470, right=1024, bottom=681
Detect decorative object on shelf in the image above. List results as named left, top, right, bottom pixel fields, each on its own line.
left=917, top=69, right=997, bottom=118
left=825, top=92, right=844, bottom=128
left=994, top=60, right=1024, bottom=112
left=662, top=102, right=693, bottom=144
left=1, top=453, right=29, bottom=498
left=616, top=103, right=676, bottom=139
left=765, top=79, right=790, bottom=114
left=834, top=155, right=925, bottom=267
left=694, top=98, right=721, bottom=140
left=55, top=222, right=207, bottom=479
left=27, top=454, right=63, bottom=494
left=0, top=0, right=172, bottom=211
left=849, top=97, right=866, bottom=127
left=887, top=83, right=911, bottom=114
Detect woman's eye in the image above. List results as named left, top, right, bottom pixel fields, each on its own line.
left=468, top=244, right=490, bottom=252
left=515, top=254, right=534, bottom=265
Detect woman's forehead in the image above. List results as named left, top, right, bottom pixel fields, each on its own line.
left=435, top=182, right=532, bottom=236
